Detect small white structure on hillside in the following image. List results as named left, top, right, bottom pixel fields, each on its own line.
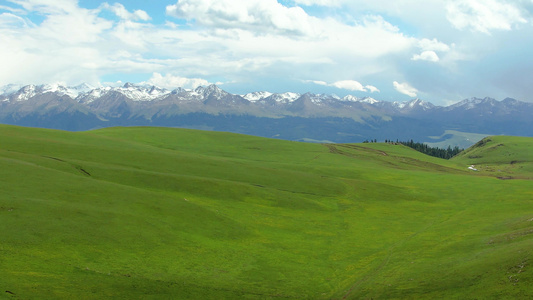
left=468, top=165, right=478, bottom=171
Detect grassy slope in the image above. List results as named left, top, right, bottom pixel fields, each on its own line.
left=0, top=125, right=532, bottom=299
left=452, top=135, right=533, bottom=179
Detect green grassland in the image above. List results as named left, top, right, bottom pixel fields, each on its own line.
left=1, top=125, right=532, bottom=299
left=452, top=135, right=533, bottom=180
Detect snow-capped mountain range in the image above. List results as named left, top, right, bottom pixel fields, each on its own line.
left=1, top=83, right=532, bottom=143
left=0, top=82, right=435, bottom=109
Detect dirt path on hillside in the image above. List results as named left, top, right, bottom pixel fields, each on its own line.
left=325, top=144, right=388, bottom=158
left=43, top=156, right=91, bottom=177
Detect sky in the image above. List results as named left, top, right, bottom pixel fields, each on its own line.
left=1, top=0, right=533, bottom=105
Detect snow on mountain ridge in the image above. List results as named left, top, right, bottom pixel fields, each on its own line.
left=393, top=98, right=434, bottom=110
left=448, top=97, right=498, bottom=110
left=1, top=83, right=529, bottom=111
left=359, top=97, right=380, bottom=104
left=14, top=84, right=38, bottom=101
left=40, top=83, right=96, bottom=99
left=242, top=91, right=273, bottom=102
left=0, top=83, right=97, bottom=102
left=115, top=83, right=171, bottom=101
left=262, top=92, right=301, bottom=103
left=340, top=95, right=380, bottom=104
left=341, top=95, right=358, bottom=102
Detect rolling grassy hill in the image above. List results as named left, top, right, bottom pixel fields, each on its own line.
left=452, top=135, right=533, bottom=180
left=1, top=125, right=532, bottom=299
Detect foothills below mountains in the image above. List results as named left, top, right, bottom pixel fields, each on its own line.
left=1, top=83, right=532, bottom=146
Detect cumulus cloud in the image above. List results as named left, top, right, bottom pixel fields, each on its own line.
left=145, top=73, right=210, bottom=90
left=0, top=5, right=25, bottom=14
left=365, top=85, right=380, bottom=93
left=164, top=0, right=414, bottom=58
left=160, top=0, right=418, bottom=89
left=332, top=80, right=366, bottom=91
left=6, top=0, right=79, bottom=15
left=412, top=50, right=440, bottom=62
left=101, top=3, right=151, bottom=21
left=166, top=0, right=317, bottom=36
left=0, top=0, right=113, bottom=85
left=311, top=80, right=329, bottom=86
left=0, top=0, right=164, bottom=86
left=418, top=38, right=450, bottom=52
left=0, top=0, right=421, bottom=89
left=411, top=37, right=451, bottom=62
left=4, top=1, right=531, bottom=104
left=393, top=81, right=418, bottom=97
left=0, top=12, right=33, bottom=28
left=292, top=0, right=342, bottom=6
left=310, top=79, right=380, bottom=92
left=446, top=0, right=528, bottom=34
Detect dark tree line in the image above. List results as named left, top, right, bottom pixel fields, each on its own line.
left=397, top=139, right=463, bottom=159
left=363, top=139, right=463, bottom=159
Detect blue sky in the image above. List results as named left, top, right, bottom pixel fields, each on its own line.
left=1, top=0, right=533, bottom=105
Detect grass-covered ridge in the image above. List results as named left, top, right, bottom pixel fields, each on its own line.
left=1, top=125, right=532, bottom=299
left=452, top=135, right=533, bottom=179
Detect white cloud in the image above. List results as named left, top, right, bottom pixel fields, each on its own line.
left=0, top=12, right=33, bottom=28
left=166, top=0, right=317, bottom=36
left=393, top=81, right=418, bottom=97
left=292, top=0, right=342, bottom=6
left=411, top=38, right=451, bottom=62
left=0, top=5, right=25, bottom=14
left=164, top=0, right=415, bottom=58
left=101, top=3, right=151, bottom=21
left=332, top=80, right=366, bottom=91
left=159, top=0, right=417, bottom=88
left=418, top=38, right=450, bottom=52
left=145, top=73, right=210, bottom=90
left=0, top=0, right=165, bottom=86
left=5, top=0, right=79, bottom=14
left=1, top=0, right=421, bottom=89
left=365, top=85, right=380, bottom=93
left=446, top=0, right=528, bottom=34
left=5, top=1, right=530, bottom=104
left=412, top=50, right=440, bottom=62
left=0, top=1, right=113, bottom=85
left=309, top=79, right=380, bottom=92
left=311, top=80, right=328, bottom=86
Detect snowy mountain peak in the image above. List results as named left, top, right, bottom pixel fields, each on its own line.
left=194, top=84, right=228, bottom=99
left=394, top=98, right=434, bottom=110
left=501, top=97, right=521, bottom=105
left=359, top=97, right=379, bottom=104
left=73, top=83, right=94, bottom=90
left=1, top=83, right=101, bottom=101
left=242, top=91, right=273, bottom=102
left=409, top=98, right=434, bottom=108
left=340, top=95, right=380, bottom=104
left=2, top=82, right=530, bottom=115
left=449, top=97, right=498, bottom=109
left=114, top=83, right=170, bottom=101
left=267, top=92, right=301, bottom=103
left=300, top=93, right=334, bottom=104
left=40, top=83, right=87, bottom=99
left=13, top=84, right=38, bottom=101
left=341, top=95, right=358, bottom=102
